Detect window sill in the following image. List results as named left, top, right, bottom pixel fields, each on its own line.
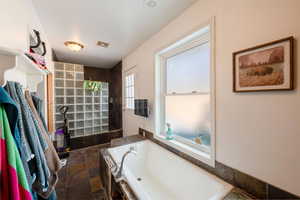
left=154, top=134, right=215, bottom=167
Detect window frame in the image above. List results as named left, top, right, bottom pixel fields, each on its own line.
left=125, top=73, right=135, bottom=110
left=155, top=18, right=216, bottom=167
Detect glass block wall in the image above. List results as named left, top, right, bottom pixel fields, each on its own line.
left=54, top=62, right=109, bottom=138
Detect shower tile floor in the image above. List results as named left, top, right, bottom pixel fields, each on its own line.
left=56, top=144, right=109, bottom=200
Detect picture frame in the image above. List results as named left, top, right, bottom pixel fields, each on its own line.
left=233, top=37, right=294, bottom=92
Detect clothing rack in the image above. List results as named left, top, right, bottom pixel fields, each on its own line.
left=0, top=46, right=50, bottom=125
left=0, top=46, right=61, bottom=200
left=0, top=46, right=49, bottom=90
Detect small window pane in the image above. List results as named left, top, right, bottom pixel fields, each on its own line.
left=86, top=112, right=93, bottom=119
left=128, top=87, right=132, bottom=97
left=85, top=97, right=92, bottom=104
left=131, top=99, right=134, bottom=109
left=55, top=80, right=64, bottom=87
left=66, top=97, right=75, bottom=104
left=128, top=99, right=131, bottom=109
left=76, top=105, right=83, bottom=112
left=76, top=113, right=84, bottom=120
left=94, top=97, right=100, bottom=103
left=55, top=62, right=64, bottom=70
left=76, top=97, right=84, bottom=104
left=55, top=97, right=64, bottom=104
left=65, top=64, right=75, bottom=71
left=125, top=74, right=135, bottom=109
left=66, top=89, right=74, bottom=96
left=94, top=112, right=100, bottom=119
left=126, top=88, right=129, bottom=97
left=66, top=80, right=74, bottom=88
left=76, top=89, right=84, bottom=96
left=55, top=89, right=64, bottom=96
left=166, top=42, right=210, bottom=94
left=165, top=95, right=211, bottom=146
left=131, top=87, right=134, bottom=97
left=75, top=81, right=83, bottom=88
left=75, top=65, right=83, bottom=72
left=132, top=75, right=134, bottom=85
left=102, top=90, right=108, bottom=96
left=67, top=113, right=75, bottom=121
left=66, top=72, right=74, bottom=79
left=126, top=76, right=129, bottom=85
left=128, top=75, right=132, bottom=86
left=55, top=71, right=64, bottom=79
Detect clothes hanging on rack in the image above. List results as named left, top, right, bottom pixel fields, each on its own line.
left=3, top=81, right=61, bottom=200
left=5, top=83, right=34, bottom=157
left=5, top=82, right=50, bottom=191
left=25, top=90, right=62, bottom=198
left=4, top=83, right=36, bottom=187
left=26, top=91, right=61, bottom=171
left=0, top=87, right=33, bottom=200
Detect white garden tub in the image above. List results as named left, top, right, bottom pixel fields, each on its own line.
left=108, top=140, right=233, bottom=200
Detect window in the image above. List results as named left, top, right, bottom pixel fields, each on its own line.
left=155, top=20, right=215, bottom=167
left=125, top=74, right=135, bottom=109
left=166, top=42, right=211, bottom=151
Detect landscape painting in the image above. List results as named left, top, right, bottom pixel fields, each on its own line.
left=233, top=37, right=294, bottom=92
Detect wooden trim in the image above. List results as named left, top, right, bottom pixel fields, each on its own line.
left=47, top=73, right=54, bottom=133
left=233, top=36, right=294, bottom=92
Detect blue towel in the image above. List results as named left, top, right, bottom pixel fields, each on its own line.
left=31, top=93, right=47, bottom=131
left=1, top=86, right=35, bottom=186
left=6, top=82, right=51, bottom=193
left=4, top=83, right=33, bottom=161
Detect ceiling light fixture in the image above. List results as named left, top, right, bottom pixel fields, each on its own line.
left=96, top=41, right=110, bottom=48
left=144, top=0, right=157, bottom=8
left=64, top=41, right=84, bottom=52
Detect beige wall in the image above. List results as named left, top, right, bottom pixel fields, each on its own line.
left=0, top=0, right=53, bottom=128
left=123, top=0, right=300, bottom=196
left=0, top=0, right=53, bottom=71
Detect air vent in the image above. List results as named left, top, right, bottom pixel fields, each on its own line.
left=96, top=41, right=109, bottom=48
left=144, top=0, right=157, bottom=8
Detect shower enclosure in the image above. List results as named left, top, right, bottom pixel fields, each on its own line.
left=53, top=62, right=109, bottom=138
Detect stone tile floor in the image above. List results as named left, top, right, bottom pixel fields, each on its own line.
left=56, top=144, right=109, bottom=200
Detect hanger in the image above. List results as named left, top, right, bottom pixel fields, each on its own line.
left=1, top=79, right=7, bottom=88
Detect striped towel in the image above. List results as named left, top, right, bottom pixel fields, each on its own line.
left=0, top=104, right=32, bottom=200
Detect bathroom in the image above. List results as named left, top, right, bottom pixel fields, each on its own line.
left=0, top=0, right=299, bottom=199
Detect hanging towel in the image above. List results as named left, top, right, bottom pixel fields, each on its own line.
left=11, top=82, right=51, bottom=194
left=0, top=104, right=32, bottom=200
left=3, top=85, right=36, bottom=188
left=27, top=94, right=59, bottom=200
left=25, top=91, right=61, bottom=171
left=25, top=91, right=62, bottom=198
left=5, top=82, right=49, bottom=188
left=4, top=83, right=34, bottom=161
left=31, top=93, right=47, bottom=131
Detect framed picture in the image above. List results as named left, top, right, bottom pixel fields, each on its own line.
left=233, top=37, right=294, bottom=92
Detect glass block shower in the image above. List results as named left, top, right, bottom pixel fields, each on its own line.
left=54, top=62, right=109, bottom=138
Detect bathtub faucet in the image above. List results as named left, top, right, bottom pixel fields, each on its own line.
left=115, top=146, right=137, bottom=180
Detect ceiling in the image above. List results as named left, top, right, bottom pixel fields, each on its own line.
left=32, top=0, right=197, bottom=68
